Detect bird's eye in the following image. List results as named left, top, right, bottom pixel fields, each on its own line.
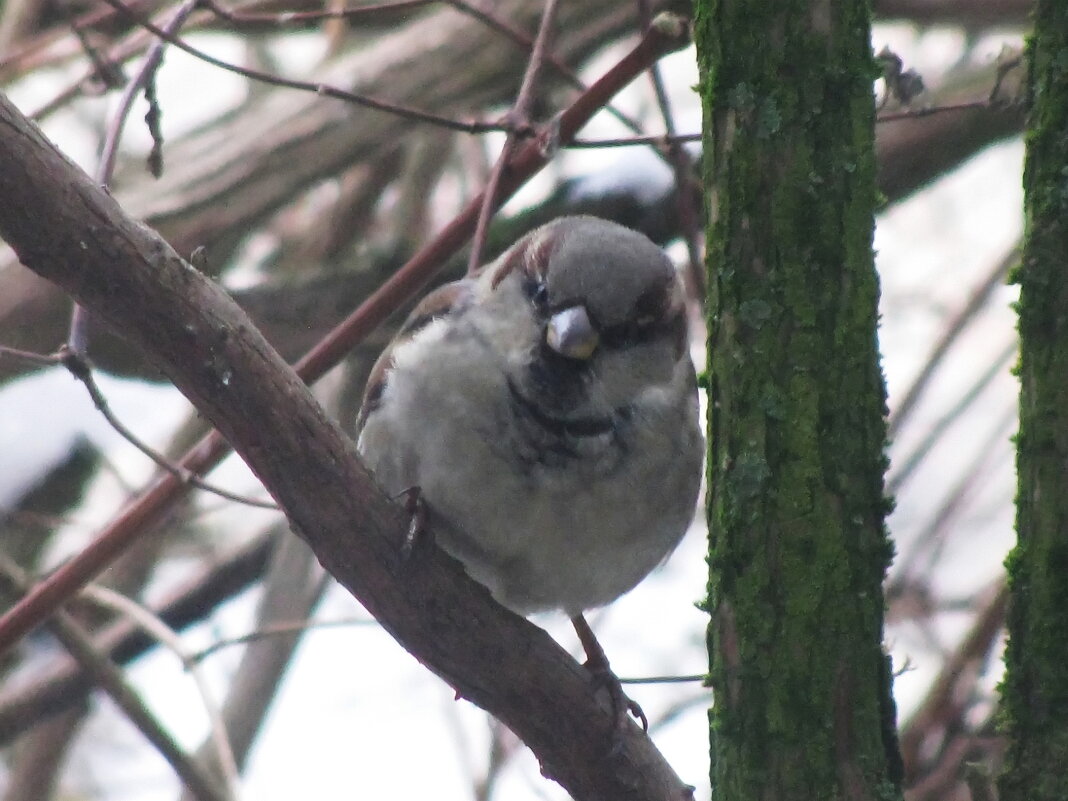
left=523, top=276, right=550, bottom=314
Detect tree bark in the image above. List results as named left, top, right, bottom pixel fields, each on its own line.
left=997, top=1, right=1068, bottom=798
left=695, top=0, right=904, bottom=798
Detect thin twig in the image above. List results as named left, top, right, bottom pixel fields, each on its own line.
left=199, top=0, right=434, bottom=25
left=59, top=347, right=279, bottom=510
left=70, top=23, right=126, bottom=90
left=0, top=0, right=154, bottom=74
left=0, top=557, right=231, bottom=801
left=466, top=0, right=560, bottom=275
left=95, top=0, right=508, bottom=134
left=187, top=616, right=378, bottom=664
left=96, top=0, right=196, bottom=185
left=569, top=95, right=1014, bottom=148
left=294, top=12, right=690, bottom=380
left=0, top=15, right=691, bottom=655
left=568, top=132, right=700, bottom=148
left=619, top=673, right=706, bottom=685
left=0, top=343, right=60, bottom=366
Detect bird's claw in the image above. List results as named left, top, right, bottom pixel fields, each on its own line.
left=394, top=486, right=429, bottom=560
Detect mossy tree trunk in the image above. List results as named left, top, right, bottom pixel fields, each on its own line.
left=997, top=2, right=1068, bottom=799
left=694, top=0, right=903, bottom=798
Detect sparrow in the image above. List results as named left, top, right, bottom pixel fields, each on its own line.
left=356, top=215, right=703, bottom=728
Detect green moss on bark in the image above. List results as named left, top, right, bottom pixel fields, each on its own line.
left=695, top=0, right=902, bottom=798
left=998, top=2, right=1068, bottom=799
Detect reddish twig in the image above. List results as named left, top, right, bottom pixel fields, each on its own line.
left=293, top=11, right=690, bottom=378
left=0, top=13, right=690, bottom=656
left=445, top=0, right=645, bottom=136
left=466, top=0, right=560, bottom=275
left=0, top=533, right=275, bottom=746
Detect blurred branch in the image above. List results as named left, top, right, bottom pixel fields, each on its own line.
left=178, top=533, right=326, bottom=801
left=0, top=533, right=276, bottom=746
left=84, top=585, right=241, bottom=798
left=119, top=0, right=680, bottom=263
left=0, top=708, right=88, bottom=801
left=888, top=244, right=1017, bottom=437
left=887, top=339, right=1016, bottom=495
left=0, top=557, right=231, bottom=801
left=899, top=581, right=1008, bottom=785
left=199, top=0, right=435, bottom=26
left=894, top=406, right=1015, bottom=583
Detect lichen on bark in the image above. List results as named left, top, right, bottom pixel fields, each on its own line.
left=997, top=1, right=1068, bottom=798
left=695, top=0, right=903, bottom=797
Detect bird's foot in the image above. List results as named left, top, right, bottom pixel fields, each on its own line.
left=584, top=657, right=649, bottom=735
left=571, top=614, right=648, bottom=741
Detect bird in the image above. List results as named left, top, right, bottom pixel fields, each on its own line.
left=356, top=215, right=703, bottom=730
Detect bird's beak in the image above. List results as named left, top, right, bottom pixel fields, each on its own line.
left=546, top=305, right=599, bottom=360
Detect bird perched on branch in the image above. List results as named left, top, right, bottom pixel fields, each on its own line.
left=356, top=215, right=702, bottom=730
